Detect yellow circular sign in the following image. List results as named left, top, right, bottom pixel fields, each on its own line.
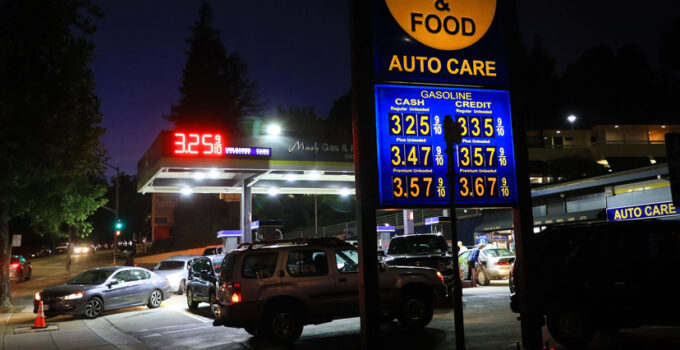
left=384, top=0, right=497, bottom=51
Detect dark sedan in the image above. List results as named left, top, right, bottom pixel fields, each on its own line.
left=34, top=266, right=172, bottom=318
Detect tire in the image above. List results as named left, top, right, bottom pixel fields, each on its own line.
left=177, top=280, right=186, bottom=295
left=209, top=291, right=219, bottom=318
left=148, top=289, right=163, bottom=309
left=547, top=307, right=596, bottom=348
left=186, top=288, right=198, bottom=310
left=398, top=292, right=434, bottom=329
left=263, top=305, right=303, bottom=345
left=476, top=269, right=490, bottom=286
left=83, top=297, right=104, bottom=319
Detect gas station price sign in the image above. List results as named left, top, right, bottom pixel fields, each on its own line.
left=173, top=132, right=225, bottom=157
left=375, top=84, right=518, bottom=206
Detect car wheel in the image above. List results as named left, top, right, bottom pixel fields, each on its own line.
left=263, top=306, right=303, bottom=345
left=209, top=291, right=220, bottom=318
left=547, top=307, right=596, bottom=348
left=476, top=269, right=490, bottom=286
left=177, top=280, right=186, bottom=295
left=186, top=288, right=198, bottom=310
left=148, top=289, right=163, bottom=309
left=83, top=297, right=103, bottom=319
left=398, top=292, right=434, bottom=329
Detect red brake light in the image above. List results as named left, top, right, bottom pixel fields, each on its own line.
left=10, top=263, right=19, bottom=269
left=227, top=282, right=242, bottom=304
left=435, top=271, right=445, bottom=285
left=231, top=292, right=241, bottom=304
left=495, top=261, right=509, bottom=266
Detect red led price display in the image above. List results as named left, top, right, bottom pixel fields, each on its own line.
left=173, top=132, right=224, bottom=156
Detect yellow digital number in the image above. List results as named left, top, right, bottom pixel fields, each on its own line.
left=407, top=145, right=418, bottom=166
left=423, top=177, right=433, bottom=197
left=405, top=115, right=416, bottom=135
left=487, top=176, right=497, bottom=196
left=484, top=118, right=494, bottom=137
left=390, top=114, right=401, bottom=135
left=459, top=146, right=470, bottom=167
left=470, top=117, right=481, bottom=137
left=475, top=177, right=485, bottom=197
left=459, top=177, right=470, bottom=197
left=421, top=146, right=431, bottom=166
left=409, top=177, right=420, bottom=198
left=393, top=177, right=404, bottom=198
left=473, top=147, right=484, bottom=167
left=391, top=145, right=402, bottom=166
left=419, top=115, right=430, bottom=136
left=457, top=116, right=467, bottom=137
left=486, top=147, right=495, bottom=167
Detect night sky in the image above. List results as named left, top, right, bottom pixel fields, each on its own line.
left=92, top=0, right=679, bottom=175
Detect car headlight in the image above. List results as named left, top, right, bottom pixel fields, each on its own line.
left=82, top=247, right=89, bottom=253
left=74, top=247, right=82, bottom=253
left=35, top=292, right=41, bottom=301
left=61, top=292, right=84, bottom=300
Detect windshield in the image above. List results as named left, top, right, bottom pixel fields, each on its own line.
left=484, top=249, right=514, bottom=257
left=156, top=261, right=185, bottom=270
left=68, top=269, right=113, bottom=285
left=388, top=236, right=449, bottom=255
left=212, top=257, right=225, bottom=273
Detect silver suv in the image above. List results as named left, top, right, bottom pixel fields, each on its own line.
left=213, top=237, right=448, bottom=344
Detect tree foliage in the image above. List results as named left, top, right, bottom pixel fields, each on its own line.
left=165, top=1, right=260, bottom=130
left=0, top=0, right=107, bottom=311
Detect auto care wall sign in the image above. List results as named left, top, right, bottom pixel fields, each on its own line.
left=373, top=0, right=509, bottom=85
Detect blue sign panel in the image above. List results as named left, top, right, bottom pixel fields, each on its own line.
left=607, top=201, right=679, bottom=221
left=476, top=234, right=489, bottom=245
left=375, top=84, right=517, bottom=207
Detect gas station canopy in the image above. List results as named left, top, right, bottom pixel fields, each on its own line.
left=137, top=131, right=355, bottom=195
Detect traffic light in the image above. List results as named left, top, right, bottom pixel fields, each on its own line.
left=116, top=230, right=121, bottom=236
left=114, top=219, right=123, bottom=230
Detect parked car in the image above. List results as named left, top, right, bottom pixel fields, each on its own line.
left=213, top=237, right=448, bottom=345
left=458, top=247, right=514, bottom=286
left=510, top=220, right=680, bottom=347
left=202, top=246, right=224, bottom=256
left=186, top=254, right=225, bottom=317
left=34, top=266, right=172, bottom=318
left=153, top=255, right=200, bottom=294
left=55, top=242, right=69, bottom=254
left=30, top=246, right=52, bottom=258
left=382, top=234, right=455, bottom=298
left=10, top=255, right=32, bottom=281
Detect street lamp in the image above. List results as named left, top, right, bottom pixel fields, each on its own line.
left=266, top=123, right=281, bottom=136
left=567, top=115, right=577, bottom=144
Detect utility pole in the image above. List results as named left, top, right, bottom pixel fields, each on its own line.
left=443, top=115, right=466, bottom=350
left=101, top=163, right=120, bottom=265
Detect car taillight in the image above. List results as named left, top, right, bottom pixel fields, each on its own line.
left=435, top=271, right=445, bottom=285
left=495, top=261, right=510, bottom=266
left=10, top=263, right=19, bottom=269
left=227, top=282, right=242, bottom=305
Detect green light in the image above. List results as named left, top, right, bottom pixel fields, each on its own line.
left=114, top=221, right=123, bottom=230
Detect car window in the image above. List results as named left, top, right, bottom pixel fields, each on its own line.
left=483, top=249, right=514, bottom=257
left=130, top=269, right=150, bottom=280
left=68, top=269, right=113, bottom=285
left=335, top=249, right=359, bottom=274
left=192, top=258, right=208, bottom=274
left=211, top=256, right=225, bottom=273
left=220, top=253, right=237, bottom=281
left=387, top=235, right=449, bottom=254
left=157, top=261, right=185, bottom=270
left=111, top=270, right=133, bottom=283
left=287, top=250, right=328, bottom=277
left=242, top=253, right=278, bottom=279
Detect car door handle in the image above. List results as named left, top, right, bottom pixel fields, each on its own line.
left=338, top=278, right=347, bottom=283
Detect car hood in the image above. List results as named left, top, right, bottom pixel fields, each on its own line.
left=42, top=283, right=97, bottom=296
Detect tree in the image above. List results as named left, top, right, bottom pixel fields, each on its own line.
left=165, top=1, right=260, bottom=130
left=0, top=0, right=106, bottom=311
left=325, top=91, right=353, bottom=139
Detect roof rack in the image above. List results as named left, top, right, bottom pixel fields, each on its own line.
left=238, top=237, right=352, bottom=250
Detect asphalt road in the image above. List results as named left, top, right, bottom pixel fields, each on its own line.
left=6, top=254, right=680, bottom=349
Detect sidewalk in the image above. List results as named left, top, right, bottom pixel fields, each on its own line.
left=1, top=305, right=150, bottom=350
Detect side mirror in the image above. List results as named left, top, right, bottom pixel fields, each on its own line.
left=107, top=280, right=119, bottom=288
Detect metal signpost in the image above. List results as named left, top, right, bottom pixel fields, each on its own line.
left=350, top=0, right=541, bottom=349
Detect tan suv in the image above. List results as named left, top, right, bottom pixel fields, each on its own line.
left=213, top=237, right=448, bottom=344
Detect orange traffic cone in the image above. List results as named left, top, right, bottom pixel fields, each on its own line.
left=33, top=300, right=47, bottom=328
